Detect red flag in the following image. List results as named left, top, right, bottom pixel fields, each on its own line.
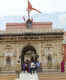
left=28, top=1, right=41, bottom=13
left=28, top=1, right=32, bottom=11
left=32, top=8, right=41, bottom=13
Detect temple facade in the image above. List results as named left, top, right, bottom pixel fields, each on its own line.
left=0, top=20, right=64, bottom=73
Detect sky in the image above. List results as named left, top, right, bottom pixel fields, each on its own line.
left=0, top=0, right=66, bottom=30
left=0, top=0, right=66, bottom=16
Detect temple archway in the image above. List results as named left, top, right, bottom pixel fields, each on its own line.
left=21, top=45, right=38, bottom=68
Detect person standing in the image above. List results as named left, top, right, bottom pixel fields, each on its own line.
left=22, top=61, right=26, bottom=72
left=30, top=61, right=36, bottom=73
left=16, top=62, right=20, bottom=78
left=61, top=59, right=65, bottom=72
left=36, top=61, right=40, bottom=72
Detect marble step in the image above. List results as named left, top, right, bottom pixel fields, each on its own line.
left=38, top=73, right=66, bottom=80
left=0, top=73, right=16, bottom=80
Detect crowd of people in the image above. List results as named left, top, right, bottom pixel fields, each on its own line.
left=22, top=57, right=40, bottom=74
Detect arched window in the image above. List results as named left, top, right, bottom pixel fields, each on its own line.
left=6, top=56, right=11, bottom=65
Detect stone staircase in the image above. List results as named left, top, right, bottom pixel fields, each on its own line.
left=0, top=72, right=66, bottom=80
left=42, top=67, right=58, bottom=72
left=38, top=72, right=66, bottom=80
left=16, top=72, right=39, bottom=80
left=0, top=72, right=16, bottom=80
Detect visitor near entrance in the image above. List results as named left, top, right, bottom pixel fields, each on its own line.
left=30, top=59, right=36, bottom=73
left=61, top=59, right=65, bottom=72
left=36, top=61, right=40, bottom=72
left=22, top=57, right=40, bottom=74
left=22, top=61, right=26, bottom=72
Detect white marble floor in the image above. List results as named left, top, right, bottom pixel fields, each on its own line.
left=16, top=72, right=39, bottom=80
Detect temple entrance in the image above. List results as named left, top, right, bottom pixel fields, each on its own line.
left=21, top=45, right=38, bottom=68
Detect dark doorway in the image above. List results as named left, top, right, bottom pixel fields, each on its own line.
left=21, top=45, right=37, bottom=68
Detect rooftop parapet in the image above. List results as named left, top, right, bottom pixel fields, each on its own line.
left=0, top=22, right=64, bottom=34
left=6, top=22, right=52, bottom=30
left=0, top=28, right=64, bottom=34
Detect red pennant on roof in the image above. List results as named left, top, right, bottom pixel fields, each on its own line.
left=28, top=1, right=32, bottom=10
left=28, top=0, right=41, bottom=13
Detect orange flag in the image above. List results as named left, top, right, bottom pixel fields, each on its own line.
left=28, top=1, right=32, bottom=11
left=28, top=0, right=41, bottom=13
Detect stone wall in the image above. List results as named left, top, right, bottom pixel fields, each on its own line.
left=0, top=36, right=63, bottom=72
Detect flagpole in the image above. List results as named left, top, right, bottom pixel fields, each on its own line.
left=27, top=0, right=29, bottom=15
left=28, top=0, right=30, bottom=19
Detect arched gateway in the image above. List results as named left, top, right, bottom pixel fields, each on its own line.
left=21, top=45, right=38, bottom=68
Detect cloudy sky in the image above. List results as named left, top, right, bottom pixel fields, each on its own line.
left=0, top=0, right=66, bottom=15
left=0, top=0, right=66, bottom=30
